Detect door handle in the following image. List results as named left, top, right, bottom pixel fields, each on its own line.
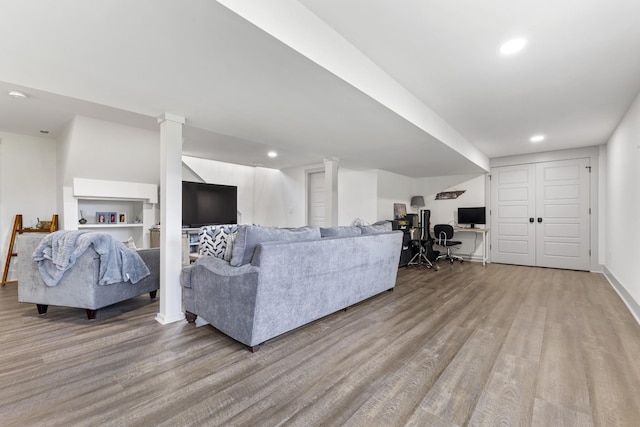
left=529, top=217, right=534, bottom=223
left=537, top=217, right=542, bottom=223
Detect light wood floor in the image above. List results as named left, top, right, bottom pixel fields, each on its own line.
left=1, top=263, right=640, bottom=426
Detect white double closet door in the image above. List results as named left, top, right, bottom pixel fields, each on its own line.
left=491, top=158, right=591, bottom=271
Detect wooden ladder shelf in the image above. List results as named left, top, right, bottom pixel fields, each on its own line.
left=2, top=214, right=59, bottom=286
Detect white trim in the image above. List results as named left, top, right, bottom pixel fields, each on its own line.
left=305, top=165, right=324, bottom=226
left=490, top=146, right=599, bottom=168
left=73, top=178, right=158, bottom=203
left=155, top=312, right=186, bottom=325
left=603, top=267, right=640, bottom=326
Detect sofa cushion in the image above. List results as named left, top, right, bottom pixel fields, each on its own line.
left=359, top=221, right=393, bottom=234
left=230, top=225, right=321, bottom=266
left=320, top=226, right=362, bottom=238
left=199, top=224, right=239, bottom=261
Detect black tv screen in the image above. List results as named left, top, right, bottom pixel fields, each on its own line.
left=457, top=207, right=486, bottom=228
left=182, top=181, right=237, bottom=227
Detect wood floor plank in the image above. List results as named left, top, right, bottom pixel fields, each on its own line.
left=417, top=324, right=509, bottom=426
left=536, top=320, right=592, bottom=414
left=467, top=353, right=538, bottom=427
left=532, top=398, right=593, bottom=427
left=1, top=263, right=640, bottom=426
left=501, top=303, right=546, bottom=362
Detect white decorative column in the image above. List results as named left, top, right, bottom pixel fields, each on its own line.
left=156, top=113, right=185, bottom=324
left=324, top=158, right=339, bottom=226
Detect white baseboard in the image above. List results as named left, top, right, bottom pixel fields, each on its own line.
left=155, top=311, right=185, bottom=324
left=603, top=267, right=640, bottom=325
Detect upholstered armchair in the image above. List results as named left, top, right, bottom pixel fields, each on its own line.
left=16, top=233, right=160, bottom=319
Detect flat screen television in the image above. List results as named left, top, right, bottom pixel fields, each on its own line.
left=182, top=181, right=237, bottom=227
left=457, top=207, right=486, bottom=228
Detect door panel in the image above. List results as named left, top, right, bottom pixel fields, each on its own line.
left=498, top=240, right=530, bottom=255
left=535, top=159, right=590, bottom=270
left=544, top=184, right=580, bottom=200
left=308, top=171, right=325, bottom=227
left=543, top=241, right=581, bottom=257
left=544, top=203, right=580, bottom=218
left=491, top=164, right=536, bottom=266
left=498, top=223, right=528, bottom=236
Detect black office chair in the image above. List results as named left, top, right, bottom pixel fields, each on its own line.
left=407, top=210, right=438, bottom=270
left=434, top=224, right=464, bottom=263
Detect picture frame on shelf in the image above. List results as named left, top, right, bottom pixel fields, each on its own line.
left=393, top=203, right=407, bottom=220
left=108, top=212, right=117, bottom=224
left=118, top=213, right=127, bottom=224
left=96, top=212, right=107, bottom=224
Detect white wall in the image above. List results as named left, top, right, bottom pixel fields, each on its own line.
left=58, top=116, right=161, bottom=227
left=415, top=173, right=487, bottom=260
left=598, top=144, right=607, bottom=266
left=280, top=164, right=310, bottom=227
left=59, top=116, right=160, bottom=187
left=0, top=132, right=57, bottom=280
left=338, top=169, right=377, bottom=225
left=375, top=170, right=416, bottom=222
left=415, top=174, right=486, bottom=226
left=253, top=167, right=286, bottom=227
left=186, top=159, right=413, bottom=229
left=605, top=91, right=640, bottom=317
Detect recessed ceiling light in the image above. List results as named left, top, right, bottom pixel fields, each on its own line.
left=499, top=38, right=527, bottom=55
left=530, top=134, right=545, bottom=143
left=8, top=90, right=27, bottom=99
left=267, top=151, right=277, bottom=158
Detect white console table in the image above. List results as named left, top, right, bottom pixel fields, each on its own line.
left=453, top=227, right=490, bottom=265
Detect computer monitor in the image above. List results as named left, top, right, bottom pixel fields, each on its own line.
left=457, top=207, right=486, bottom=228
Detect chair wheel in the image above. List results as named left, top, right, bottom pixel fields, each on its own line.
left=450, top=259, right=454, bottom=264
left=460, top=259, right=464, bottom=263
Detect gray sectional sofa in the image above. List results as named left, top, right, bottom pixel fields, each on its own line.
left=181, top=224, right=402, bottom=351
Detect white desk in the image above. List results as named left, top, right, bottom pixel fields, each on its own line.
left=453, top=227, right=489, bottom=265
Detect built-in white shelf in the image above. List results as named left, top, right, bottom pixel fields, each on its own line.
left=64, top=178, right=158, bottom=248
left=78, top=223, right=145, bottom=229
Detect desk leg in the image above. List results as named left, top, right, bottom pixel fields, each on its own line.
left=482, top=231, right=487, bottom=266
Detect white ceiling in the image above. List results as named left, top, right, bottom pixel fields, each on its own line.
left=1, top=0, right=639, bottom=177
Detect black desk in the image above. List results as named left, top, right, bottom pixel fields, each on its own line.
left=392, top=220, right=412, bottom=266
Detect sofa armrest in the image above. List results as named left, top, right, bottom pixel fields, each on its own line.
left=133, top=248, right=160, bottom=288
left=178, top=255, right=255, bottom=289
left=192, top=255, right=259, bottom=277
left=182, top=255, right=260, bottom=346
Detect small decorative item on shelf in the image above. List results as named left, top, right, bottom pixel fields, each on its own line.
left=96, top=212, right=107, bottom=223
left=393, top=203, right=407, bottom=220
left=118, top=213, right=127, bottom=223
left=108, top=212, right=117, bottom=224
left=35, top=218, right=53, bottom=230
left=79, top=210, right=87, bottom=224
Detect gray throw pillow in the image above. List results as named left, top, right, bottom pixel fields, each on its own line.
left=320, top=226, right=362, bottom=238
left=230, top=225, right=321, bottom=266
